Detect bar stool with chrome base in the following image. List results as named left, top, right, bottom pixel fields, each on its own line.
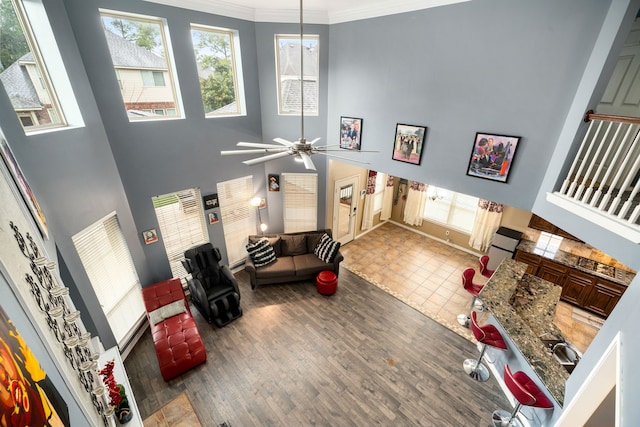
left=479, top=255, right=495, bottom=279
left=457, top=268, right=485, bottom=328
left=463, top=311, right=507, bottom=381
left=492, top=365, right=553, bottom=427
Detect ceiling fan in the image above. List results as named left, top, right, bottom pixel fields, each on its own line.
left=220, top=0, right=375, bottom=171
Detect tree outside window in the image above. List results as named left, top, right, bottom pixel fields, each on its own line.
left=190, top=24, right=241, bottom=117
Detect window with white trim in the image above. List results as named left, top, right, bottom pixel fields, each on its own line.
left=275, top=34, right=318, bottom=115
left=72, top=212, right=145, bottom=347
left=190, top=23, right=244, bottom=117
left=373, top=172, right=386, bottom=213
left=217, top=175, right=255, bottom=267
left=152, top=188, right=208, bottom=278
left=422, top=186, right=478, bottom=233
left=100, top=9, right=183, bottom=121
left=283, top=173, right=317, bottom=233
left=0, top=0, right=79, bottom=132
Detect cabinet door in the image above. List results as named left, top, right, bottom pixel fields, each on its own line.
left=514, top=250, right=541, bottom=275
left=583, top=278, right=626, bottom=317
left=528, top=214, right=557, bottom=234
left=561, top=270, right=594, bottom=306
left=537, top=259, right=568, bottom=285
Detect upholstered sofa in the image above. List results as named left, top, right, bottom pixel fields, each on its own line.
left=244, top=229, right=343, bottom=289
left=141, top=278, right=207, bottom=381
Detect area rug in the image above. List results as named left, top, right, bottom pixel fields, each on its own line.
left=341, top=265, right=475, bottom=342
left=142, top=392, right=202, bottom=427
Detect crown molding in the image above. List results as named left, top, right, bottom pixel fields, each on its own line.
left=142, top=0, right=470, bottom=24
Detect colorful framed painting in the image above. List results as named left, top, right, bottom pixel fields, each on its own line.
left=392, top=123, right=427, bottom=165
left=143, top=229, right=158, bottom=244
left=339, top=116, right=363, bottom=150
left=466, top=132, right=521, bottom=183
left=0, top=305, right=69, bottom=425
left=0, top=132, right=48, bottom=239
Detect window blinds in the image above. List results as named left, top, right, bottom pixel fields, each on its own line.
left=72, top=212, right=145, bottom=346
left=217, top=175, right=255, bottom=267
left=283, top=173, right=317, bottom=233
left=152, top=188, right=208, bottom=278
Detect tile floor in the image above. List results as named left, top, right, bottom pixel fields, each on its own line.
left=142, top=392, right=203, bottom=427
left=339, top=222, right=601, bottom=353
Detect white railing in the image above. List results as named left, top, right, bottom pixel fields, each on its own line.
left=550, top=111, right=640, bottom=243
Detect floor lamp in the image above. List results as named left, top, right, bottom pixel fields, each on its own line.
left=250, top=197, right=268, bottom=235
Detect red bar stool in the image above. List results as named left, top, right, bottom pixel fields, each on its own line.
left=479, top=255, right=495, bottom=279
left=492, top=365, right=553, bottom=427
left=457, top=268, right=485, bottom=328
left=463, top=311, right=507, bottom=381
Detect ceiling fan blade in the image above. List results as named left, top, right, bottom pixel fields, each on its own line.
left=299, top=152, right=316, bottom=171
left=314, top=151, right=371, bottom=165
left=308, top=137, right=321, bottom=145
left=221, top=148, right=286, bottom=156
left=273, top=137, right=295, bottom=147
left=242, top=151, right=291, bottom=166
left=237, top=142, right=285, bottom=149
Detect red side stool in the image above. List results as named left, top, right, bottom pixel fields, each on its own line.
left=316, top=270, right=338, bottom=295
left=492, top=365, right=553, bottom=427
left=463, top=311, right=507, bottom=382
left=457, top=268, right=485, bottom=328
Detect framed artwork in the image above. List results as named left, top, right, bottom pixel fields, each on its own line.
left=143, top=229, right=158, bottom=244
left=339, top=116, right=363, bottom=150
left=268, top=174, right=280, bottom=191
left=208, top=212, right=220, bottom=224
left=466, top=132, right=521, bottom=183
left=202, top=193, right=219, bottom=210
left=0, top=133, right=48, bottom=239
left=392, top=123, right=427, bottom=165
left=0, top=305, right=69, bottom=426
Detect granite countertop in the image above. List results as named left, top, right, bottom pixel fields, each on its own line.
left=480, top=258, right=570, bottom=406
left=517, top=239, right=634, bottom=286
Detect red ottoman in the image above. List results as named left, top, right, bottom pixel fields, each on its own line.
left=316, top=270, right=338, bottom=295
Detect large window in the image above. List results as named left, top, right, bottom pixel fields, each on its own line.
left=423, top=186, right=478, bottom=233
left=0, top=0, right=70, bottom=131
left=72, top=212, right=145, bottom=347
left=190, top=24, right=244, bottom=117
left=275, top=34, right=318, bottom=115
left=283, top=173, right=317, bottom=232
left=153, top=188, right=208, bottom=279
left=217, top=175, right=255, bottom=267
left=100, top=10, right=182, bottom=121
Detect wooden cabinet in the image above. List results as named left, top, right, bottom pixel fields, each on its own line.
left=528, top=214, right=583, bottom=242
left=514, top=251, right=541, bottom=275
left=582, top=278, right=626, bottom=317
left=538, top=259, right=568, bottom=284
left=513, top=249, right=626, bottom=318
left=561, top=270, right=594, bottom=306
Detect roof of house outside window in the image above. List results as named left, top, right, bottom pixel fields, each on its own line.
left=103, top=30, right=167, bottom=70
left=0, top=53, right=43, bottom=110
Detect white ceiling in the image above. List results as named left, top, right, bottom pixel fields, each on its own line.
left=142, top=0, right=469, bottom=24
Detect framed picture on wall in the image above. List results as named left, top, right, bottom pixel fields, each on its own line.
left=268, top=174, right=280, bottom=191
left=339, top=116, right=363, bottom=150
left=466, top=132, right=521, bottom=183
left=392, top=123, right=427, bottom=165
left=0, top=132, right=48, bottom=239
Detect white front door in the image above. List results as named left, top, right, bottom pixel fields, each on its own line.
left=333, top=176, right=359, bottom=245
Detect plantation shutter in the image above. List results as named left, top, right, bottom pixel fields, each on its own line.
left=152, top=188, right=208, bottom=278
left=217, top=175, right=255, bottom=267
left=72, top=212, right=145, bottom=347
left=282, top=173, right=317, bottom=233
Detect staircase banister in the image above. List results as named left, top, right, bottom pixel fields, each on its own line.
left=584, top=109, right=640, bottom=125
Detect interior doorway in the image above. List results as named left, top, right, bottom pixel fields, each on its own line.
left=333, top=176, right=359, bottom=245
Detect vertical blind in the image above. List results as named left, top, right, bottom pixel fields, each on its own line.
left=283, top=173, right=317, bottom=233
left=153, top=188, right=208, bottom=279
left=72, top=212, right=145, bottom=347
left=217, top=175, right=255, bottom=267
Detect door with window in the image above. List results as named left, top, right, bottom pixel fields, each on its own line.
left=333, top=176, right=359, bottom=245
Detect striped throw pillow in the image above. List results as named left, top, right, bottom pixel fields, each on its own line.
left=314, top=233, right=341, bottom=263
left=246, top=238, right=276, bottom=267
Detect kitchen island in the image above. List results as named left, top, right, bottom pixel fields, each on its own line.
left=479, top=258, right=574, bottom=426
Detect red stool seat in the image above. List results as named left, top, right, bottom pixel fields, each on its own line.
left=463, top=311, right=507, bottom=381
left=492, top=365, right=553, bottom=426
left=479, top=255, right=495, bottom=279
left=316, top=270, right=338, bottom=295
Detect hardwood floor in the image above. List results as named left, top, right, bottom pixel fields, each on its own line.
left=125, top=268, right=510, bottom=426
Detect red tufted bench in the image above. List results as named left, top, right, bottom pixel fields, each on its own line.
left=141, top=278, right=207, bottom=381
